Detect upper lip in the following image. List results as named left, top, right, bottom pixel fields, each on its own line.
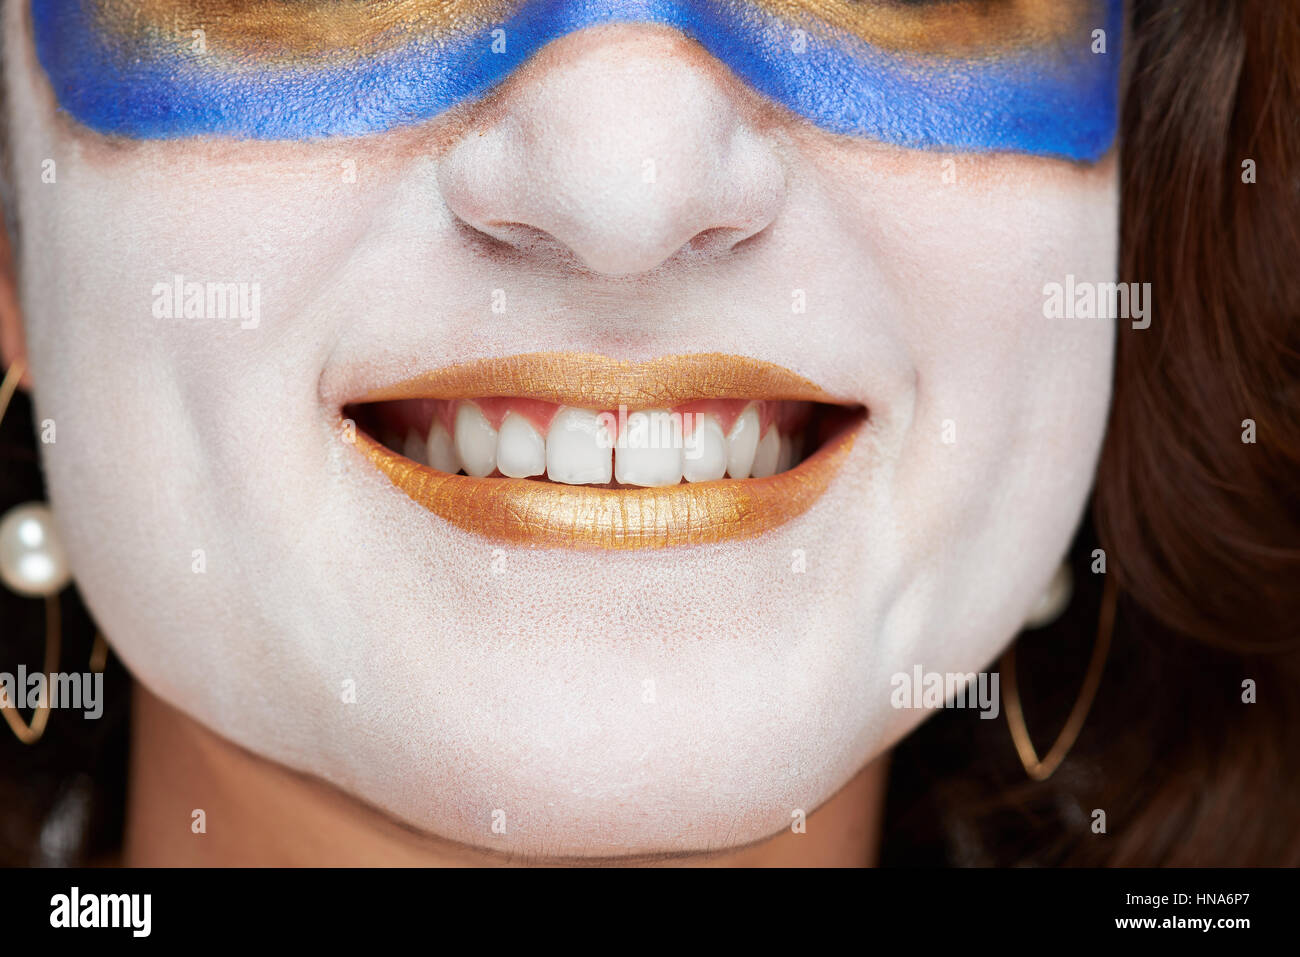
left=353, top=351, right=856, bottom=408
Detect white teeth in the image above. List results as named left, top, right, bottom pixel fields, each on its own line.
left=415, top=401, right=804, bottom=485
left=425, top=420, right=461, bottom=474
left=496, top=412, right=546, bottom=478
left=546, top=407, right=614, bottom=485
left=682, top=414, right=727, bottom=483
left=776, top=433, right=793, bottom=474
left=454, top=403, right=498, bottom=477
left=725, top=404, right=760, bottom=479
left=751, top=426, right=780, bottom=478
left=403, top=429, right=429, bottom=467
left=616, top=409, right=683, bottom=487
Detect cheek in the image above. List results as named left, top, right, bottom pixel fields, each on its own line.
left=14, top=123, right=455, bottom=439
left=884, top=153, right=1119, bottom=529
left=788, top=135, right=1118, bottom=683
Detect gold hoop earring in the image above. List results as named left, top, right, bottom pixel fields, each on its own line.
left=1000, top=572, right=1117, bottom=781
left=0, top=358, right=107, bottom=744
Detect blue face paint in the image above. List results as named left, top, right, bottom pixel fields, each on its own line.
left=31, top=0, right=1122, bottom=160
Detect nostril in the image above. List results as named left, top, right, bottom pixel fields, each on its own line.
left=684, top=225, right=767, bottom=259
left=451, top=217, right=570, bottom=261
left=455, top=219, right=767, bottom=277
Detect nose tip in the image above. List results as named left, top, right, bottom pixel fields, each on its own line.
left=436, top=29, right=787, bottom=277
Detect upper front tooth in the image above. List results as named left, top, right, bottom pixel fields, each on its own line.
left=751, top=426, right=780, bottom=478
left=403, top=429, right=429, bottom=467
left=496, top=412, right=546, bottom=478
left=454, top=402, right=498, bottom=477
left=682, top=414, right=727, bottom=482
left=725, top=404, right=760, bottom=479
left=616, top=409, right=683, bottom=487
left=546, top=407, right=614, bottom=485
left=426, top=420, right=461, bottom=474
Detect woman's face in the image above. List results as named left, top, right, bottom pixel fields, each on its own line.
left=3, top=0, right=1119, bottom=856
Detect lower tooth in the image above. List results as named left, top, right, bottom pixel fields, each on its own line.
left=750, top=427, right=780, bottom=478
left=454, top=403, right=498, bottom=477
left=426, top=421, right=461, bottom=474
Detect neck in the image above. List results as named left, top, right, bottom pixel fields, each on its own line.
left=123, top=684, right=888, bottom=867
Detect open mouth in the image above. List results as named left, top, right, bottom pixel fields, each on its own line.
left=344, top=353, right=864, bottom=548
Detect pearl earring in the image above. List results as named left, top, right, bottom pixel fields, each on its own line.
left=0, top=501, right=71, bottom=597
left=0, top=358, right=106, bottom=744
left=0, top=360, right=66, bottom=595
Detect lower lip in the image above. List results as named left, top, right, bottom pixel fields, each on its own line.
left=355, top=423, right=858, bottom=549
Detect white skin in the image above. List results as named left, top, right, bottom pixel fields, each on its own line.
left=2, top=15, right=1115, bottom=858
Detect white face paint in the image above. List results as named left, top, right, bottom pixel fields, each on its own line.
left=5, top=15, right=1116, bottom=856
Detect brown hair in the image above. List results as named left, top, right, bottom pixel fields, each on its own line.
left=2, top=0, right=1298, bottom=865
left=884, top=0, right=1300, bottom=866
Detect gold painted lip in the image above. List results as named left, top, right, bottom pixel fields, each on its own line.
left=350, top=353, right=862, bottom=549
left=356, top=352, right=854, bottom=408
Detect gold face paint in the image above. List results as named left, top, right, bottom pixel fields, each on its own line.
left=91, top=0, right=521, bottom=58
left=94, top=0, right=1094, bottom=59
left=753, top=0, right=1091, bottom=56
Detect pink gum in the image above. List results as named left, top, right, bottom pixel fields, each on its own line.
left=378, top=397, right=811, bottom=439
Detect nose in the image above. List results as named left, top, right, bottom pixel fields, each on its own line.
left=436, top=29, right=787, bottom=277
